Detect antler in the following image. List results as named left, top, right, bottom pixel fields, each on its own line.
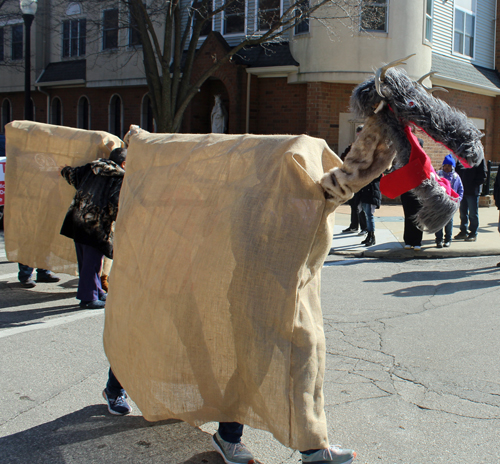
left=375, top=54, right=416, bottom=97
left=416, top=71, right=449, bottom=94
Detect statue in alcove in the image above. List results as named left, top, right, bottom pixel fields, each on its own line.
left=211, top=95, right=228, bottom=133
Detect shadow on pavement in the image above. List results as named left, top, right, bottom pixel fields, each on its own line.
left=0, top=303, right=83, bottom=328
left=0, top=405, right=223, bottom=464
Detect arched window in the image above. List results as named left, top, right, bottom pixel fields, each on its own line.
left=51, top=97, right=63, bottom=125
left=77, top=96, right=90, bottom=129
left=1, top=99, right=12, bottom=132
left=109, top=94, right=123, bottom=137
left=141, top=94, right=155, bottom=132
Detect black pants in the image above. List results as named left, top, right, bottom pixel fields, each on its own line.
left=401, top=191, right=423, bottom=247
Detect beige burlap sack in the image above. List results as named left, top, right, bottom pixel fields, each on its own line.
left=4, top=121, right=122, bottom=275
left=103, top=130, right=343, bottom=450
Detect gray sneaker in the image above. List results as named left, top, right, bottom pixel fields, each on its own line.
left=301, top=445, right=356, bottom=464
left=212, top=432, right=255, bottom=464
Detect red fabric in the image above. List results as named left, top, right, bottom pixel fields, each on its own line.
left=380, top=126, right=433, bottom=199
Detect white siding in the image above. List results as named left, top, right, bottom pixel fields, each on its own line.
left=431, top=0, right=454, bottom=57
left=474, top=0, right=495, bottom=68
left=431, top=0, right=495, bottom=69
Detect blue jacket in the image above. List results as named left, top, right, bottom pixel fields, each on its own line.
left=438, top=168, right=464, bottom=202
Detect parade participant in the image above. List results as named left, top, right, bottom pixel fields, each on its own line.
left=60, top=147, right=126, bottom=309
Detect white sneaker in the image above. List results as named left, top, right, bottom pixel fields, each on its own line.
left=301, top=445, right=356, bottom=464
left=404, top=244, right=412, bottom=250
left=413, top=246, right=422, bottom=251
left=212, top=432, right=255, bottom=464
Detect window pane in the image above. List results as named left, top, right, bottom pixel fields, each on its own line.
left=454, top=32, right=463, bottom=54
left=465, top=14, right=474, bottom=36
left=455, top=10, right=464, bottom=32
left=258, top=0, right=280, bottom=30
left=224, top=0, right=245, bottom=34
left=80, top=19, right=86, bottom=55
left=103, top=9, right=118, bottom=49
left=464, top=36, right=473, bottom=56
left=12, top=25, right=23, bottom=60
left=425, top=17, right=432, bottom=41
left=193, top=1, right=213, bottom=37
left=225, top=15, right=245, bottom=33
left=426, top=0, right=433, bottom=16
left=361, top=5, right=387, bottom=31
left=0, top=28, right=4, bottom=61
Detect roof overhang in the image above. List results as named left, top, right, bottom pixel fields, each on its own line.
left=246, top=65, right=298, bottom=78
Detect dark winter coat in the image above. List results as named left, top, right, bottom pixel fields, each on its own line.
left=60, top=159, right=125, bottom=259
left=494, top=171, right=500, bottom=210
left=358, top=175, right=382, bottom=208
left=455, top=159, right=487, bottom=196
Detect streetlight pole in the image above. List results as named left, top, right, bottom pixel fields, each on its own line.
left=20, top=0, right=37, bottom=121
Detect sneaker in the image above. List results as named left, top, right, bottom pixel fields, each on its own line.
left=454, top=231, right=468, bottom=240
left=465, top=234, right=477, bottom=242
left=301, top=445, right=356, bottom=464
left=99, top=292, right=107, bottom=301
left=79, top=299, right=106, bottom=309
left=36, top=273, right=60, bottom=283
left=443, top=241, right=451, bottom=248
left=102, top=389, right=132, bottom=415
left=413, top=246, right=422, bottom=251
left=20, top=278, right=36, bottom=288
left=358, top=229, right=367, bottom=236
left=342, top=227, right=357, bottom=233
left=404, top=244, right=412, bottom=250
left=436, top=242, right=443, bottom=248
left=212, top=432, right=255, bottom=464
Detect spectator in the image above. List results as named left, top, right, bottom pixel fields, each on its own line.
left=435, top=155, right=464, bottom=248
left=358, top=175, right=382, bottom=247
left=340, top=125, right=367, bottom=235
left=18, top=264, right=60, bottom=288
left=454, top=158, right=487, bottom=242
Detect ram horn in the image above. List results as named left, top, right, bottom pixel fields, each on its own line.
left=375, top=53, right=416, bottom=97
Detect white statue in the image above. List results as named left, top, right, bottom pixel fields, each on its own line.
left=211, top=95, right=228, bottom=133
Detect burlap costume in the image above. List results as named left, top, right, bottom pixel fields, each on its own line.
left=4, top=121, right=122, bottom=275
left=103, top=129, right=345, bottom=450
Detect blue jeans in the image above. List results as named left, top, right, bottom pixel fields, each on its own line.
left=459, top=195, right=479, bottom=237
left=435, top=218, right=453, bottom=243
left=106, top=368, right=125, bottom=398
left=18, top=264, right=52, bottom=283
left=361, top=203, right=375, bottom=232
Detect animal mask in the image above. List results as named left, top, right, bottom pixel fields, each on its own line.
left=321, top=55, right=484, bottom=233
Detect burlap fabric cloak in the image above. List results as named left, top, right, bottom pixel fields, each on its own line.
left=4, top=121, right=122, bottom=275
left=104, top=130, right=343, bottom=450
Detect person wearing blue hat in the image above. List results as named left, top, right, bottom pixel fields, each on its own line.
left=435, top=154, right=464, bottom=248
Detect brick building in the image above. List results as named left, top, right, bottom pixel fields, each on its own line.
left=1, top=0, right=500, bottom=170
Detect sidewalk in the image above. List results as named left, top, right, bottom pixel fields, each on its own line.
left=329, top=203, right=500, bottom=259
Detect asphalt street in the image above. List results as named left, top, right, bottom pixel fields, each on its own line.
left=1, top=223, right=500, bottom=463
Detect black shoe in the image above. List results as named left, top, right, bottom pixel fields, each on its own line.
left=364, top=232, right=376, bottom=247
left=454, top=231, right=468, bottom=240
left=436, top=242, right=443, bottom=248
left=36, top=273, right=60, bottom=283
left=342, top=227, right=357, bottom=233
left=20, top=278, right=36, bottom=288
left=80, top=300, right=106, bottom=309
left=465, top=234, right=477, bottom=242
left=99, top=293, right=107, bottom=301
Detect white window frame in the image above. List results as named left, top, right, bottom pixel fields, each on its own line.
left=453, top=4, right=475, bottom=59
left=222, top=0, right=247, bottom=36
left=360, top=0, right=389, bottom=33
left=254, top=0, right=282, bottom=33
left=424, top=0, right=433, bottom=42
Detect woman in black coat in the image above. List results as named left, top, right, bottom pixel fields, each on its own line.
left=358, top=174, right=382, bottom=246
